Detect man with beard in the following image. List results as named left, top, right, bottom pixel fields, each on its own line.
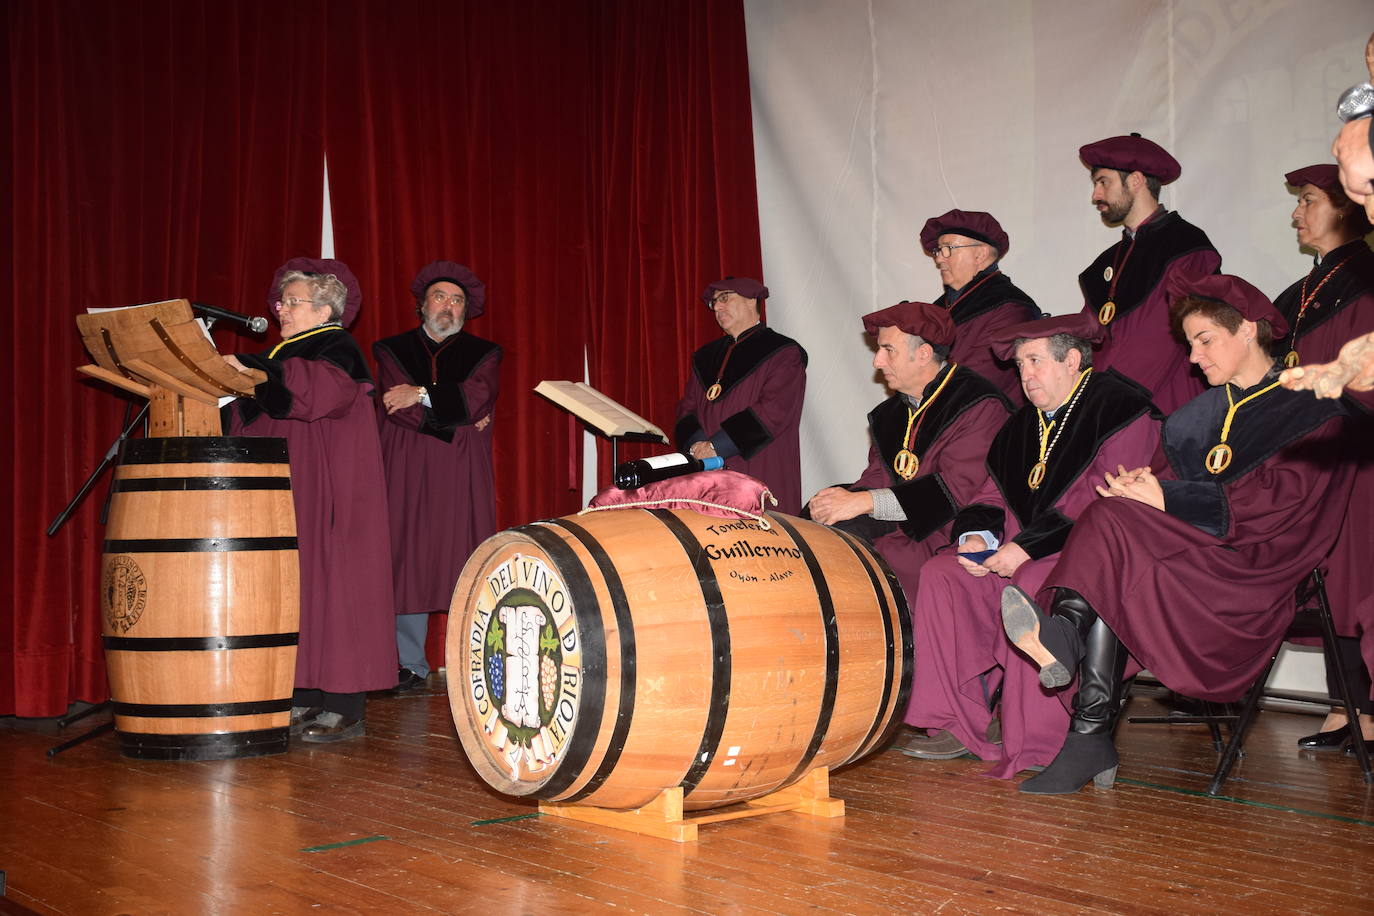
left=374, top=261, right=501, bottom=691
left=899, top=313, right=1160, bottom=765
left=1078, top=133, right=1221, bottom=412
left=918, top=210, right=1041, bottom=401
left=806, top=301, right=1009, bottom=610
left=676, top=276, right=807, bottom=514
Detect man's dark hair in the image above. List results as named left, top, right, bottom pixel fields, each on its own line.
left=1117, top=168, right=1161, bottom=201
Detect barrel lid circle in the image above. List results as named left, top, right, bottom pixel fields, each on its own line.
left=464, top=552, right=583, bottom=785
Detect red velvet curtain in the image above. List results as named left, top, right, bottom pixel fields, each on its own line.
left=3, top=0, right=762, bottom=716
left=4, top=1, right=327, bottom=716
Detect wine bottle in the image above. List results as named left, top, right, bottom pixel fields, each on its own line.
left=613, top=452, right=725, bottom=489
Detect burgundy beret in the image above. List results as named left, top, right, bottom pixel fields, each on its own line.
left=1165, top=273, right=1289, bottom=339
left=989, top=312, right=1106, bottom=361
left=700, top=276, right=768, bottom=305
left=411, top=260, right=486, bottom=319
left=918, top=209, right=1010, bottom=257
left=1079, top=133, right=1181, bottom=184
left=267, top=257, right=363, bottom=327
left=862, top=300, right=956, bottom=348
left=1284, top=163, right=1341, bottom=193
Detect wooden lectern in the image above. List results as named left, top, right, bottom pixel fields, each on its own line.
left=73, top=299, right=301, bottom=761
left=76, top=299, right=265, bottom=436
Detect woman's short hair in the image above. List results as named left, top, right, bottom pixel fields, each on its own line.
left=1170, top=294, right=1274, bottom=351
left=278, top=269, right=347, bottom=322
left=1327, top=184, right=1373, bottom=237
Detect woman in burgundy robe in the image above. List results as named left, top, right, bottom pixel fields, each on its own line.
left=999, top=274, right=1355, bottom=794
left=226, top=258, right=396, bottom=743
left=1272, top=164, right=1374, bottom=753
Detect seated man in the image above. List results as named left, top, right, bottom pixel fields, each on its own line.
left=676, top=276, right=807, bottom=514
left=919, top=209, right=1042, bottom=400
left=901, top=313, right=1160, bottom=764
left=807, top=300, right=1009, bottom=604
left=1003, top=274, right=1356, bottom=794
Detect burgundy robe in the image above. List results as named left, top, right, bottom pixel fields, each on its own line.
left=1079, top=208, right=1221, bottom=413
left=232, top=326, right=397, bottom=695
left=374, top=327, right=501, bottom=616
left=1273, top=239, right=1374, bottom=645
left=1043, top=373, right=1354, bottom=705
left=935, top=267, right=1041, bottom=402
left=847, top=365, right=1009, bottom=600
left=676, top=325, right=806, bottom=514
left=902, top=370, right=1161, bottom=776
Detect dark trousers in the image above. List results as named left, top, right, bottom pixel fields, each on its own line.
left=1326, top=636, right=1373, bottom=716
left=293, top=689, right=366, bottom=719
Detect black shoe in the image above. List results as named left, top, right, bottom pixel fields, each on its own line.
left=1000, top=586, right=1073, bottom=688
left=1344, top=732, right=1372, bottom=756
left=289, top=705, right=325, bottom=735
left=300, top=712, right=365, bottom=743
left=1297, top=723, right=1351, bottom=750
left=393, top=667, right=427, bottom=692
left=1019, top=732, right=1119, bottom=794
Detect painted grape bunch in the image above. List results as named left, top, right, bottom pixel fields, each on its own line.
left=540, top=653, right=557, bottom=712
left=488, top=651, right=505, bottom=701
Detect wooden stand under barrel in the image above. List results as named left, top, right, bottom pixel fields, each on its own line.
left=76, top=300, right=301, bottom=760
left=539, top=765, right=845, bottom=842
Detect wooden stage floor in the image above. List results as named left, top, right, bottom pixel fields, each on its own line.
left=2, top=678, right=1371, bottom=915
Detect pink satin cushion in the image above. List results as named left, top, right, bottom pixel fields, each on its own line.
left=587, top=469, right=775, bottom=520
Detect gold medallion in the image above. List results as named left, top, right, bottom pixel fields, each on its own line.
left=1284, top=350, right=1300, bottom=369
left=893, top=449, right=919, bottom=481
left=705, top=383, right=722, bottom=401
left=1103, top=266, right=1113, bottom=282
left=1205, top=443, right=1233, bottom=475
left=1098, top=301, right=1117, bottom=325
left=1027, top=460, right=1047, bottom=490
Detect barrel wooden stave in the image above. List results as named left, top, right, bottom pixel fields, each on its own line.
left=447, top=508, right=909, bottom=811
left=101, top=437, right=299, bottom=760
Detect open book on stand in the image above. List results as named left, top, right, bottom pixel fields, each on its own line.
left=535, top=381, right=668, bottom=443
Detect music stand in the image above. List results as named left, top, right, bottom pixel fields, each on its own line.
left=534, top=380, right=669, bottom=479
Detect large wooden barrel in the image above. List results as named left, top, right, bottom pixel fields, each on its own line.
left=101, top=437, right=300, bottom=760
left=447, top=508, right=911, bottom=811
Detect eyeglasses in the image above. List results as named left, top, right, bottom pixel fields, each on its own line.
left=928, top=243, right=985, bottom=259
left=427, top=290, right=466, bottom=306
left=708, top=291, right=735, bottom=309
left=274, top=297, right=316, bottom=311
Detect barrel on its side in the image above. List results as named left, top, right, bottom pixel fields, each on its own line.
left=101, top=437, right=300, bottom=760
left=446, top=508, right=911, bottom=811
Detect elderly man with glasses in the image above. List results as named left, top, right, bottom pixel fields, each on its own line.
left=675, top=276, right=807, bottom=514
left=918, top=210, right=1042, bottom=401
left=373, top=260, right=502, bottom=693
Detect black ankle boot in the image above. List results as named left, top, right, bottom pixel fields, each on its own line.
left=1001, top=586, right=1098, bottom=688
left=1021, top=619, right=1129, bottom=795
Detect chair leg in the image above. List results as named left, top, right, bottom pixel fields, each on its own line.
left=1311, top=569, right=1373, bottom=783
left=1208, top=654, right=1277, bottom=796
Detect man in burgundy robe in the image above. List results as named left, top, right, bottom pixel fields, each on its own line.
left=1078, top=133, right=1221, bottom=412
left=806, top=300, right=1009, bottom=611
left=228, top=257, right=396, bottom=742
left=1273, top=164, right=1374, bottom=748
left=374, top=261, right=502, bottom=691
left=919, top=210, right=1041, bottom=401
left=676, top=277, right=807, bottom=514
left=900, top=313, right=1160, bottom=767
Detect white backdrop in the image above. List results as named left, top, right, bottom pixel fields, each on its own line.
left=744, top=0, right=1371, bottom=693
left=745, top=0, right=1370, bottom=492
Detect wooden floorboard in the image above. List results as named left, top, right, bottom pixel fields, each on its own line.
left=3, top=680, right=1371, bottom=915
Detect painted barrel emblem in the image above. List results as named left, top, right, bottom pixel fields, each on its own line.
left=466, top=553, right=582, bottom=780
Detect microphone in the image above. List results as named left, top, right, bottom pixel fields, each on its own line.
left=192, top=302, right=269, bottom=333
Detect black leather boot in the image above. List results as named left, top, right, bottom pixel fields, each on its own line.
left=1020, top=619, right=1130, bottom=794
left=1001, top=586, right=1098, bottom=688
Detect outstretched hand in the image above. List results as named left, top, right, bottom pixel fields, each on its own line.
left=1281, top=331, right=1374, bottom=399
